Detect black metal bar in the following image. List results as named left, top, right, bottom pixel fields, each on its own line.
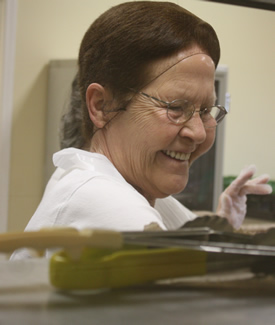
left=201, top=0, right=275, bottom=11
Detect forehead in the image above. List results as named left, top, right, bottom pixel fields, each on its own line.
left=148, top=50, right=215, bottom=86
left=144, top=50, right=216, bottom=103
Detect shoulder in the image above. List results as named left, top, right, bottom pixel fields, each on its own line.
left=29, top=168, right=166, bottom=232
left=27, top=149, right=167, bottom=231
left=58, top=174, right=166, bottom=231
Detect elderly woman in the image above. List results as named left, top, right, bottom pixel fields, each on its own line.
left=21, top=2, right=272, bottom=238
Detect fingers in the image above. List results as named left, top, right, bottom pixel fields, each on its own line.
left=226, top=165, right=272, bottom=197
left=239, top=173, right=272, bottom=196
left=225, top=165, right=256, bottom=196
left=240, top=183, right=272, bottom=196
left=247, top=174, right=270, bottom=185
left=232, top=165, right=257, bottom=186
left=219, top=165, right=272, bottom=230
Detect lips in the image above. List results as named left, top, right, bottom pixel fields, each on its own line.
left=162, top=150, right=191, bottom=161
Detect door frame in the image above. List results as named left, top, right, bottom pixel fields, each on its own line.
left=0, top=0, right=17, bottom=232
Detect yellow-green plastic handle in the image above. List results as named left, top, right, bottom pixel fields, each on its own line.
left=50, top=246, right=207, bottom=290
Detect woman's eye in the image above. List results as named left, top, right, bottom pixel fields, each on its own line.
left=169, top=106, right=182, bottom=112
left=168, top=106, right=183, bottom=119
left=169, top=99, right=187, bottom=111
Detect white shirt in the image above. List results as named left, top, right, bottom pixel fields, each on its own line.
left=26, top=148, right=196, bottom=231
left=11, top=148, right=197, bottom=259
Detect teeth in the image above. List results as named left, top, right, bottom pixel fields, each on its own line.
left=163, top=150, right=191, bottom=161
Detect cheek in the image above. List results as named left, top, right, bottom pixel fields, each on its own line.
left=128, top=107, right=169, bottom=147
left=112, top=112, right=157, bottom=169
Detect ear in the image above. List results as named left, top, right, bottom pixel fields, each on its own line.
left=86, top=83, right=109, bottom=129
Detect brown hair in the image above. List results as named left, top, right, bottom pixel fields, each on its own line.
left=60, top=73, right=86, bottom=150
left=78, top=1, right=220, bottom=140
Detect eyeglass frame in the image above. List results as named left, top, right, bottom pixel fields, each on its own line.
left=136, top=91, right=227, bottom=128
left=107, top=89, right=227, bottom=128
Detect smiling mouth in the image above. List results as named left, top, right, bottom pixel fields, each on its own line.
left=162, top=150, right=191, bottom=161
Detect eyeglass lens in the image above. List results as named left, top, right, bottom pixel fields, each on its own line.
left=167, top=100, right=225, bottom=128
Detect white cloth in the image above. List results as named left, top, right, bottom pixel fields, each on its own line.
left=11, top=148, right=196, bottom=259
left=30, top=148, right=196, bottom=231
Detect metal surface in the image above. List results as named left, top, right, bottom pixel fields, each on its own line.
left=3, top=225, right=275, bottom=258
left=123, top=226, right=275, bottom=257
left=1, top=259, right=275, bottom=325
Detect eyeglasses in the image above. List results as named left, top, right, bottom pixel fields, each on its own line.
left=138, top=92, right=227, bottom=128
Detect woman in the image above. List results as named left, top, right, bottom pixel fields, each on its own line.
left=19, top=2, right=272, bottom=241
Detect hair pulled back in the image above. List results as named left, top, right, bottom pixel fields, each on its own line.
left=78, top=1, right=220, bottom=140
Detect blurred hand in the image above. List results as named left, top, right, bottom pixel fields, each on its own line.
left=216, top=165, right=272, bottom=229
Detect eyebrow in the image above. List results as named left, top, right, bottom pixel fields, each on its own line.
left=140, top=90, right=218, bottom=108
left=202, top=90, right=217, bottom=107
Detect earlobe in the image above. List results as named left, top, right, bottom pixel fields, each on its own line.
left=86, top=83, right=108, bottom=129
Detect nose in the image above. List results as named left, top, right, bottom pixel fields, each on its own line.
left=178, top=110, right=207, bottom=144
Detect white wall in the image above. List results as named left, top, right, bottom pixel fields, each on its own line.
left=8, top=0, right=275, bottom=231
left=178, top=0, right=275, bottom=178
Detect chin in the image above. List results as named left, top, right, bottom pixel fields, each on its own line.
left=162, top=178, right=189, bottom=197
